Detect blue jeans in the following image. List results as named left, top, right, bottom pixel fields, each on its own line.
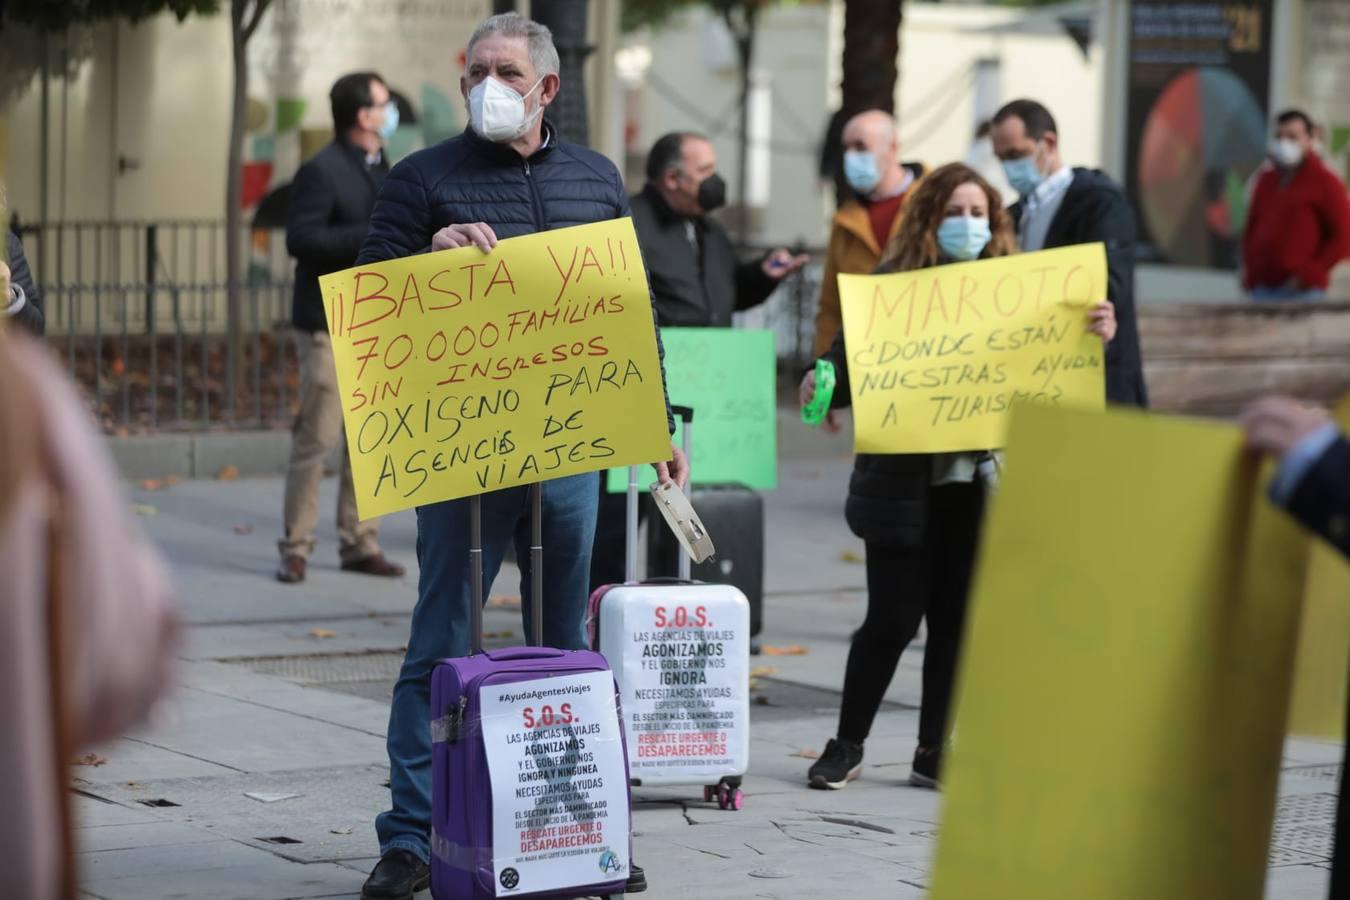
left=376, top=473, right=599, bottom=863
left=1249, top=284, right=1327, bottom=302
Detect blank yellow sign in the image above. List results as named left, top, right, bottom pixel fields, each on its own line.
left=1286, top=395, right=1350, bottom=739
left=932, top=404, right=1309, bottom=900
left=1287, top=539, right=1350, bottom=738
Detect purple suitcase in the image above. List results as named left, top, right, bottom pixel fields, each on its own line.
left=431, top=485, right=632, bottom=900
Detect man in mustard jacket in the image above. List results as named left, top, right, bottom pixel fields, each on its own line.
left=813, top=109, right=923, bottom=359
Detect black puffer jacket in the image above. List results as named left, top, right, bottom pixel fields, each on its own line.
left=821, top=325, right=932, bottom=549
left=358, top=123, right=673, bottom=432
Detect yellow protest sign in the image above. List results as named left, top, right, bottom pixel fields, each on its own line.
left=837, top=244, right=1107, bottom=453
left=319, top=218, right=671, bottom=520
left=1286, top=395, right=1350, bottom=739
left=1288, top=539, right=1350, bottom=738
left=932, top=405, right=1309, bottom=900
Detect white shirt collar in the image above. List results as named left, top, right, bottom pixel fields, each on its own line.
left=1026, top=164, right=1073, bottom=209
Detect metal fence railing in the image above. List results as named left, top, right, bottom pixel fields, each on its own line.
left=13, top=218, right=293, bottom=302
left=7, top=217, right=300, bottom=433
left=44, top=281, right=299, bottom=432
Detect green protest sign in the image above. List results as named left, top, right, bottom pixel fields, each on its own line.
left=606, top=328, right=778, bottom=492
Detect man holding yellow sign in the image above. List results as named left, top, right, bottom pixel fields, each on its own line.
left=799, top=163, right=1118, bottom=793
left=338, top=14, right=683, bottom=898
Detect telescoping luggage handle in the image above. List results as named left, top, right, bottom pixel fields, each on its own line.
left=468, top=483, right=545, bottom=656
left=626, top=405, right=697, bottom=583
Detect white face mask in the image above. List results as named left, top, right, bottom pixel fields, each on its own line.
left=1270, top=137, right=1305, bottom=169
left=467, top=75, right=544, bottom=143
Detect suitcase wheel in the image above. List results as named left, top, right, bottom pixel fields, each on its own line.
left=716, top=783, right=745, bottom=811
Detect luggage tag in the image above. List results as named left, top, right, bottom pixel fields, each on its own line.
left=649, top=480, right=716, bottom=565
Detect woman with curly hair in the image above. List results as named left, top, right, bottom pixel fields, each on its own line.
left=802, top=163, right=1117, bottom=790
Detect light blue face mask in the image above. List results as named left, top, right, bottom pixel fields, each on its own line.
left=843, top=150, right=881, bottom=193
left=378, top=101, right=400, bottom=140
left=1002, top=154, right=1043, bottom=197
left=937, top=215, right=993, bottom=261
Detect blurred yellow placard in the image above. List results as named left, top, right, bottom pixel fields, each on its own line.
left=837, top=244, right=1106, bottom=453
left=1287, top=540, right=1350, bottom=738
left=319, top=218, right=671, bottom=519
left=1286, top=395, right=1350, bottom=738
left=932, top=404, right=1309, bottom=900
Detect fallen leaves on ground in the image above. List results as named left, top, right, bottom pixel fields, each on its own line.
left=488, top=595, right=520, bottom=608
left=216, top=464, right=239, bottom=481
left=483, top=630, right=515, bottom=639
left=760, top=645, right=808, bottom=657
left=789, top=748, right=820, bottom=760
left=840, top=550, right=863, bottom=563
left=72, top=754, right=107, bottom=767
left=330, top=827, right=353, bottom=835
left=750, top=666, right=778, bottom=679
left=131, top=504, right=159, bottom=517
left=165, top=474, right=183, bottom=486
left=308, top=628, right=337, bottom=639
left=232, top=523, right=255, bottom=535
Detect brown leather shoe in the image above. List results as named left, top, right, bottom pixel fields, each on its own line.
left=276, top=554, right=306, bottom=584
left=341, top=553, right=406, bottom=578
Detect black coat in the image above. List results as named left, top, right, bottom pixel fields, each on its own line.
left=357, top=123, right=673, bottom=432
left=1286, top=436, right=1350, bottom=559
left=629, top=184, right=777, bottom=327
left=821, top=311, right=931, bottom=549
left=6, top=230, right=44, bottom=335
left=287, top=139, right=388, bottom=332
left=1010, top=168, right=1148, bottom=408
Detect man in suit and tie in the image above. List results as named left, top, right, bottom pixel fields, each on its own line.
left=276, top=71, right=406, bottom=584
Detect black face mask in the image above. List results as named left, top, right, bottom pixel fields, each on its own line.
left=696, top=173, right=727, bottom=212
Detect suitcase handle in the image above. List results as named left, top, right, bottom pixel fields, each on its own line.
left=627, top=406, right=696, bottom=583
left=484, top=647, right=566, bottom=662
left=469, top=483, right=545, bottom=655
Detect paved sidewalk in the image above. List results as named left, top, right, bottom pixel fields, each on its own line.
left=72, top=450, right=1340, bottom=899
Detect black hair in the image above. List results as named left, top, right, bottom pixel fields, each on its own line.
left=993, top=99, right=1058, bottom=141
left=645, top=132, right=707, bottom=181
left=1277, top=109, right=1315, bottom=136
left=330, top=72, right=386, bottom=134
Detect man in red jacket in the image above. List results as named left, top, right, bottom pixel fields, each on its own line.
left=1242, top=109, right=1350, bottom=301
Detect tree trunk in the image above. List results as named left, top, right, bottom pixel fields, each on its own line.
left=823, top=0, right=903, bottom=206
left=225, top=0, right=270, bottom=420
left=226, top=4, right=246, bottom=421
left=531, top=0, right=593, bottom=146
left=724, top=2, right=758, bottom=246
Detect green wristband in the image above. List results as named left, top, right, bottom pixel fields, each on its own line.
left=801, top=359, right=837, bottom=426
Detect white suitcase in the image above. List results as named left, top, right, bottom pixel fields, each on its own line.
left=586, top=406, right=751, bottom=809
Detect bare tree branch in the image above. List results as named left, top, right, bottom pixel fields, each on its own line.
left=242, top=0, right=271, bottom=43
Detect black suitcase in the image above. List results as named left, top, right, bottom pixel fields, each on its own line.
left=647, top=483, right=765, bottom=639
